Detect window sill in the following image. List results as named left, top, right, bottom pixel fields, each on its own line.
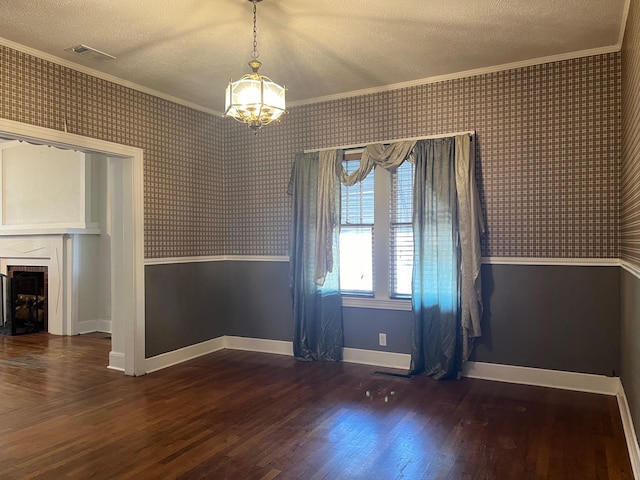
left=341, top=296, right=412, bottom=311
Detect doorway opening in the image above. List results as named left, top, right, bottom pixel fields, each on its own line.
left=0, top=118, right=145, bottom=375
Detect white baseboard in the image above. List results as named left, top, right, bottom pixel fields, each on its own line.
left=224, top=336, right=294, bottom=356
left=462, top=361, right=620, bottom=395
left=78, top=320, right=97, bottom=334
left=145, top=336, right=225, bottom=373
left=222, top=337, right=412, bottom=370
left=78, top=319, right=111, bottom=334
left=141, top=337, right=620, bottom=397
left=343, top=347, right=411, bottom=370
left=156, top=336, right=411, bottom=370
left=144, top=337, right=620, bottom=396
left=96, top=319, right=111, bottom=333
left=618, top=383, right=640, bottom=479
left=108, top=351, right=124, bottom=372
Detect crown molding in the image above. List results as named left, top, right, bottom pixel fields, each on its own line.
left=0, top=36, right=223, bottom=117
left=288, top=45, right=621, bottom=108
left=1, top=34, right=622, bottom=114
left=619, top=0, right=632, bottom=49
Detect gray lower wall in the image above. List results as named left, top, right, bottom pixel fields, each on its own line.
left=223, top=262, right=413, bottom=350
left=621, top=269, right=640, bottom=441
left=343, top=307, right=412, bottom=352
left=145, top=262, right=228, bottom=357
left=471, top=264, right=620, bottom=376
left=224, top=261, right=293, bottom=341
left=144, top=261, right=621, bottom=377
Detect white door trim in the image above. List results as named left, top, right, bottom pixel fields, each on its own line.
left=0, top=118, right=146, bottom=376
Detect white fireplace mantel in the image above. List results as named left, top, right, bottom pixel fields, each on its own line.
left=0, top=226, right=101, bottom=236
left=0, top=232, right=97, bottom=335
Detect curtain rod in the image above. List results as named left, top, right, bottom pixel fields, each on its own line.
left=304, top=130, right=475, bottom=153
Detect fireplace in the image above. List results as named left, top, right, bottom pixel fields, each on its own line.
left=10, top=266, right=47, bottom=333
left=0, top=233, right=77, bottom=335
left=0, top=266, right=48, bottom=335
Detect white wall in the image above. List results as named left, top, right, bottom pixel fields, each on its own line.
left=94, top=156, right=111, bottom=330
left=0, top=142, right=95, bottom=228
left=77, top=154, right=111, bottom=333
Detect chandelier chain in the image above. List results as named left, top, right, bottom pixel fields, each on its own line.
left=251, top=0, right=259, bottom=60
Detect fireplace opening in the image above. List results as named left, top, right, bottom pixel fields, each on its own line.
left=0, top=266, right=48, bottom=335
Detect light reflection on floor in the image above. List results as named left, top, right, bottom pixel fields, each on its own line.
left=317, top=379, right=440, bottom=477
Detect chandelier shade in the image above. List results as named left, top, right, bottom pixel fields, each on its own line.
left=225, top=66, right=286, bottom=130
left=224, top=0, right=286, bottom=132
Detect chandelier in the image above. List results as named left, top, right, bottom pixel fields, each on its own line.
left=224, top=0, right=286, bottom=133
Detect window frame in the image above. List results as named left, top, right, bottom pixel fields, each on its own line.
left=339, top=151, right=411, bottom=312
left=389, top=160, right=414, bottom=299
left=339, top=152, right=375, bottom=295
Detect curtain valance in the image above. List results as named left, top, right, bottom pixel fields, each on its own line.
left=339, top=141, right=417, bottom=186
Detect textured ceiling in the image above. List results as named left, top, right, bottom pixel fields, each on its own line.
left=0, top=0, right=629, bottom=113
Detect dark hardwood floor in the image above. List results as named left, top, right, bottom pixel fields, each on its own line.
left=0, top=333, right=633, bottom=479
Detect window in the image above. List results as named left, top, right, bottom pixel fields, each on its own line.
left=339, top=152, right=414, bottom=304
left=340, top=154, right=374, bottom=294
left=390, top=161, right=414, bottom=297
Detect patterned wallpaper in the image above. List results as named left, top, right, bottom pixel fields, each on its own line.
left=622, top=0, right=640, bottom=269
left=0, top=42, right=622, bottom=260
left=0, top=45, right=225, bottom=259
left=225, top=54, right=621, bottom=258
left=224, top=112, right=305, bottom=256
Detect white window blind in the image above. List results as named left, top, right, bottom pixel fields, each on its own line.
left=390, top=161, right=414, bottom=297
left=340, top=157, right=374, bottom=294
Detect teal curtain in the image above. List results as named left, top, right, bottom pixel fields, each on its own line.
left=409, top=134, right=484, bottom=379
left=410, top=138, right=461, bottom=379
left=288, top=152, right=343, bottom=361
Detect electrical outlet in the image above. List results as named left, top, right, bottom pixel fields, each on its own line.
left=379, top=333, right=387, bottom=346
